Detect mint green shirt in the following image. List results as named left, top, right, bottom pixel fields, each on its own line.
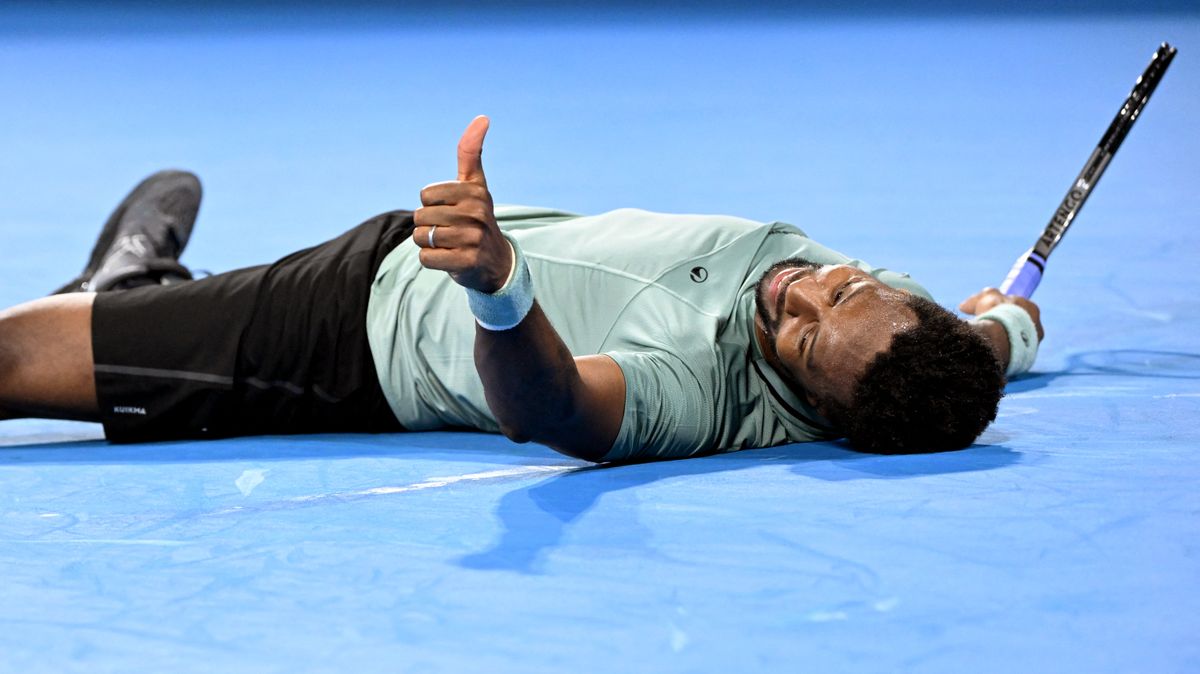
left=366, top=205, right=932, bottom=462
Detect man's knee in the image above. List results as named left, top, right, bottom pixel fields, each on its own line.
left=0, top=295, right=98, bottom=415
left=0, top=310, right=22, bottom=394
left=0, top=307, right=33, bottom=400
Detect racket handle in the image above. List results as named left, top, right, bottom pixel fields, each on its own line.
left=998, top=248, right=1046, bottom=298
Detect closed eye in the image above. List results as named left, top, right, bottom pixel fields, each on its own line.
left=798, top=325, right=814, bottom=355
left=833, top=279, right=855, bottom=305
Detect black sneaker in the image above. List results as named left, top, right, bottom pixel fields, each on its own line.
left=54, top=169, right=202, bottom=294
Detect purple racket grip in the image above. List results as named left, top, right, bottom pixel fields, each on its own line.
left=998, top=249, right=1046, bottom=298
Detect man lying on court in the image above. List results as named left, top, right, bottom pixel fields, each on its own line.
left=0, top=116, right=1043, bottom=462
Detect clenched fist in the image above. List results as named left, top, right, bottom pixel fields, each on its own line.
left=413, top=115, right=513, bottom=294
left=959, top=287, right=1045, bottom=342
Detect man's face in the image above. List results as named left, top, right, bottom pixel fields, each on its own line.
left=754, top=258, right=917, bottom=411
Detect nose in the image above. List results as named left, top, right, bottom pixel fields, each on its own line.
left=781, top=275, right=825, bottom=322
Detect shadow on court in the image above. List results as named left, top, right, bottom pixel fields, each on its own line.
left=458, top=442, right=1019, bottom=574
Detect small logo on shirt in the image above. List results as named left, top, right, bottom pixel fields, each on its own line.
left=690, top=266, right=708, bottom=283
left=113, top=406, right=148, bottom=416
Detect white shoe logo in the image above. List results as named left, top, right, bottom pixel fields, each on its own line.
left=110, top=234, right=153, bottom=258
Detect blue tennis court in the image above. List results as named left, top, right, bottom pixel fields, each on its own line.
left=1, top=3, right=1197, bottom=672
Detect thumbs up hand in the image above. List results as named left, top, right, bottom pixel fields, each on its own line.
left=415, top=115, right=513, bottom=293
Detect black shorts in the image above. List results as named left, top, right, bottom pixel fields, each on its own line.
left=91, top=210, right=414, bottom=443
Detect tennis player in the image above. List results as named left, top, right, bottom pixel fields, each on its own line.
left=0, top=116, right=1042, bottom=462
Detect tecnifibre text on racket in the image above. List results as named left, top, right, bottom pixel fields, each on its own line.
left=1000, top=42, right=1176, bottom=298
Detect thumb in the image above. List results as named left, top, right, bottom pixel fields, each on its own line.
left=457, top=115, right=490, bottom=186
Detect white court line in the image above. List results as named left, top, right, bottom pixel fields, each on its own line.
left=215, top=464, right=578, bottom=515
left=1008, top=385, right=1145, bottom=399
left=0, top=538, right=189, bottom=546
left=294, top=464, right=574, bottom=501
left=2, top=466, right=583, bottom=543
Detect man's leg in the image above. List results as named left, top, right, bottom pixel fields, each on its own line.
left=0, top=294, right=99, bottom=422
left=2, top=208, right=413, bottom=441
left=1, top=169, right=197, bottom=429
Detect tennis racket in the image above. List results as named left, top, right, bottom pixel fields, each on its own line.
left=1000, top=42, right=1176, bottom=298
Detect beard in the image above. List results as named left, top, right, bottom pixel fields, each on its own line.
left=754, top=257, right=821, bottom=336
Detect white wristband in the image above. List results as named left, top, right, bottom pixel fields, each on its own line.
left=977, top=303, right=1039, bottom=377
left=465, top=234, right=534, bottom=331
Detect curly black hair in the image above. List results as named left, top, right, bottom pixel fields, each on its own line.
left=823, top=295, right=1005, bottom=454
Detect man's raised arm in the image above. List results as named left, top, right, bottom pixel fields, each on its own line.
left=411, top=116, right=625, bottom=462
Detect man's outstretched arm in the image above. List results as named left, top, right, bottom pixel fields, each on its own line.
left=411, top=116, right=625, bottom=462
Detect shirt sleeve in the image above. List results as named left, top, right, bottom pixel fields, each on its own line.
left=601, top=349, right=718, bottom=462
